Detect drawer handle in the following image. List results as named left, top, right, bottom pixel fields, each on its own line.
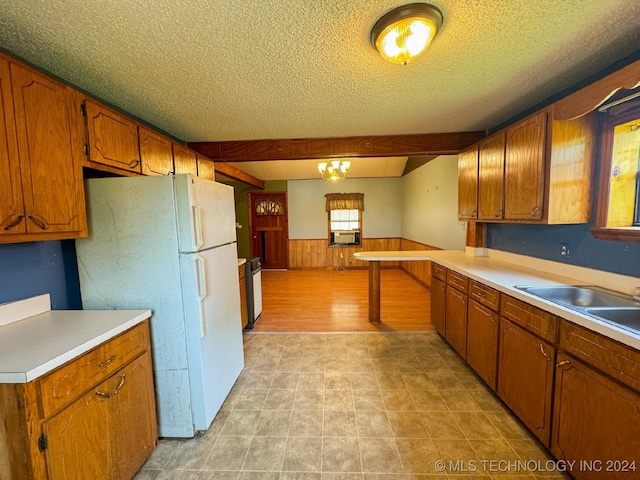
left=530, top=206, right=541, bottom=217
left=95, top=374, right=126, bottom=399
left=99, top=354, right=117, bottom=368
left=557, top=360, right=571, bottom=368
left=130, top=159, right=140, bottom=169
left=539, top=344, right=550, bottom=361
left=28, top=215, right=47, bottom=230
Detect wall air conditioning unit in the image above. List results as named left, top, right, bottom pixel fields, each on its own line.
left=332, top=231, right=360, bottom=245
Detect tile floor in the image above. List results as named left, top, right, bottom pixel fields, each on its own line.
left=135, top=332, right=570, bottom=480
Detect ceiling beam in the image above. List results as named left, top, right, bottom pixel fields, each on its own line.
left=188, top=131, right=486, bottom=162
left=214, top=161, right=265, bottom=189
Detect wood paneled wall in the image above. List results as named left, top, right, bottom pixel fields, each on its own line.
left=288, top=237, right=440, bottom=289
left=288, top=238, right=401, bottom=269
left=399, top=239, right=441, bottom=288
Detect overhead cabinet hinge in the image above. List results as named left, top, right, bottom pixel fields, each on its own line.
left=38, top=434, right=48, bottom=452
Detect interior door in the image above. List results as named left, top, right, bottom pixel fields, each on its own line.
left=249, top=192, right=289, bottom=269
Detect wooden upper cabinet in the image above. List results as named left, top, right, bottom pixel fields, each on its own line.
left=85, top=99, right=141, bottom=173
left=173, top=144, right=198, bottom=176
left=0, top=57, right=25, bottom=236
left=197, top=155, right=215, bottom=180
left=457, top=146, right=478, bottom=220
left=139, top=127, right=173, bottom=176
left=504, top=112, right=547, bottom=220
left=10, top=62, right=87, bottom=237
left=478, top=132, right=506, bottom=220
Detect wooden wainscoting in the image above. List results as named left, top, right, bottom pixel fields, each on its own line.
left=399, top=239, right=441, bottom=288
left=288, top=238, right=401, bottom=269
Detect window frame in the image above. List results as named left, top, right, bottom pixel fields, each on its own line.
left=591, top=100, right=640, bottom=242
left=327, top=208, right=362, bottom=246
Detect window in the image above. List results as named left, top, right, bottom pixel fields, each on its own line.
left=592, top=98, right=640, bottom=242
left=325, top=193, right=364, bottom=246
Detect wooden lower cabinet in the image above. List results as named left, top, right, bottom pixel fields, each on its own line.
left=466, top=300, right=499, bottom=390
left=498, top=318, right=555, bottom=446
left=430, top=277, right=446, bottom=336
left=0, top=321, right=157, bottom=480
left=445, top=286, right=467, bottom=358
left=551, top=353, right=640, bottom=480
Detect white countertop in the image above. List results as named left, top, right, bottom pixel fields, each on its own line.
left=426, top=250, right=640, bottom=351
left=0, top=296, right=151, bottom=383
left=238, top=258, right=247, bottom=267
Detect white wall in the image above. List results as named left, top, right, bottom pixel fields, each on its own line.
left=401, top=155, right=466, bottom=250
left=288, top=178, right=402, bottom=239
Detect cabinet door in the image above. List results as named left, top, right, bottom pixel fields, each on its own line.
left=445, top=286, right=467, bottom=358
left=478, top=132, right=505, bottom=220
left=498, top=318, right=555, bottom=446
left=173, top=144, right=198, bottom=176
left=504, top=112, right=546, bottom=220
left=139, top=127, right=174, bottom=176
left=0, top=57, right=25, bottom=235
left=43, top=379, right=113, bottom=480
left=11, top=63, right=87, bottom=235
left=110, top=352, right=157, bottom=480
left=458, top=146, right=478, bottom=220
left=197, top=155, right=215, bottom=180
left=466, top=300, right=499, bottom=390
left=551, top=353, right=640, bottom=480
left=85, top=99, right=141, bottom=172
left=431, top=277, right=446, bottom=336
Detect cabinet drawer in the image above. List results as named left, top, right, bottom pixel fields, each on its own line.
left=469, top=280, right=500, bottom=312
left=432, top=263, right=447, bottom=281
left=39, top=321, right=150, bottom=417
left=446, top=270, right=469, bottom=294
left=501, top=295, right=557, bottom=342
left=559, top=320, right=640, bottom=394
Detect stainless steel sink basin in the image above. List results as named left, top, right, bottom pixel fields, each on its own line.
left=516, top=285, right=640, bottom=334
left=516, top=286, right=640, bottom=308
left=584, top=308, right=640, bottom=333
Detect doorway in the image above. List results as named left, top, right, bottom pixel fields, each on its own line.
left=248, top=192, right=289, bottom=269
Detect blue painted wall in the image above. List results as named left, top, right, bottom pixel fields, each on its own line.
left=0, top=240, right=81, bottom=309
left=487, top=223, right=640, bottom=278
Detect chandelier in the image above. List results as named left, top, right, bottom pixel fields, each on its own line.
left=318, top=160, right=351, bottom=181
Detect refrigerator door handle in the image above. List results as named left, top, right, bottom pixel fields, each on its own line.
left=191, top=203, right=204, bottom=251
left=194, top=254, right=207, bottom=337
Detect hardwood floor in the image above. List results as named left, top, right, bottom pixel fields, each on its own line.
left=251, top=268, right=433, bottom=333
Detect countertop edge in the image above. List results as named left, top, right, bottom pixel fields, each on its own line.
left=1, top=310, right=151, bottom=384
left=428, top=251, right=640, bottom=351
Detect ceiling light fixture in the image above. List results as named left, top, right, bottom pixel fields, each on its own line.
left=370, top=3, right=443, bottom=65
left=318, top=160, right=351, bottom=181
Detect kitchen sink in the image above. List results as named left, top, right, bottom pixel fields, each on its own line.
left=516, top=285, right=640, bottom=334
left=584, top=308, right=640, bottom=333
left=516, top=285, right=640, bottom=308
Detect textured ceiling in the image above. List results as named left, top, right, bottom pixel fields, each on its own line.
left=0, top=0, right=639, bottom=179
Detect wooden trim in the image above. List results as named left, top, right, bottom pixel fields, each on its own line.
left=590, top=226, right=640, bottom=243
left=466, top=221, right=486, bottom=247
left=553, top=59, right=640, bottom=120
left=214, top=161, right=264, bottom=189
left=187, top=131, right=487, bottom=161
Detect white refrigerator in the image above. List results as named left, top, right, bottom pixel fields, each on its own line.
left=76, top=174, right=244, bottom=438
